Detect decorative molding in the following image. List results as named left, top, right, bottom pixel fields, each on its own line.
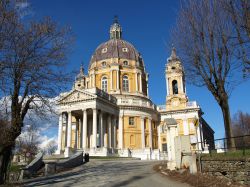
left=58, top=89, right=96, bottom=105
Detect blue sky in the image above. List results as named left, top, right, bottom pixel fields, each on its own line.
left=29, top=0, right=250, bottom=139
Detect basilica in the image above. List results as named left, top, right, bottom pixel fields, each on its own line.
left=55, top=18, right=214, bottom=160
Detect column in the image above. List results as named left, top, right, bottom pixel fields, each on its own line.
left=75, top=117, right=78, bottom=148
left=108, top=115, right=112, bottom=148
left=104, top=117, right=108, bottom=147
left=116, top=70, right=119, bottom=90
left=118, top=115, right=123, bottom=149
left=57, top=113, right=63, bottom=153
left=110, top=70, right=113, bottom=90
left=180, top=77, right=183, bottom=93
left=93, top=74, right=96, bottom=87
left=166, top=75, right=169, bottom=96
left=79, top=118, right=82, bottom=148
left=157, top=125, right=161, bottom=151
left=65, top=114, right=68, bottom=148
left=67, top=111, right=72, bottom=147
left=141, top=117, right=145, bottom=149
left=183, top=118, right=189, bottom=135
left=92, top=108, right=97, bottom=148
left=139, top=73, right=142, bottom=92
left=82, top=110, right=87, bottom=149
left=113, top=117, right=117, bottom=148
left=149, top=118, right=153, bottom=148
left=99, top=111, right=103, bottom=147
left=90, top=75, right=92, bottom=88
left=135, top=73, right=138, bottom=92
left=146, top=74, right=149, bottom=96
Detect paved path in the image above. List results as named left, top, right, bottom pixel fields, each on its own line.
left=23, top=160, right=191, bottom=187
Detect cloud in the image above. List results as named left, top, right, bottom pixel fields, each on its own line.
left=15, top=0, right=34, bottom=18
left=0, top=95, right=59, bottom=151
left=15, top=1, right=29, bottom=9
left=39, top=135, right=57, bottom=149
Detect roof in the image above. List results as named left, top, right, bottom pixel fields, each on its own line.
left=89, top=39, right=142, bottom=67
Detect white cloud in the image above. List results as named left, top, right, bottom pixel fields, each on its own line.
left=39, top=135, right=57, bottom=149
left=1, top=95, right=59, bottom=151
left=15, top=1, right=29, bottom=9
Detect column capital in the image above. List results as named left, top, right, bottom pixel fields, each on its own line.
left=98, top=110, right=102, bottom=116
left=140, top=116, right=145, bottom=120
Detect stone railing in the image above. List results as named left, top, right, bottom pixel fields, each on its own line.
left=20, top=152, right=44, bottom=180
left=43, top=151, right=84, bottom=176
left=186, top=101, right=199, bottom=108
left=157, top=101, right=200, bottom=111
left=86, top=88, right=117, bottom=104
left=117, top=98, right=157, bottom=110
left=157, top=105, right=166, bottom=110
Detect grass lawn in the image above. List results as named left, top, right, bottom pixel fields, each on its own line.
left=201, top=149, right=250, bottom=160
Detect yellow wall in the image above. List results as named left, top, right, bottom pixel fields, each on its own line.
left=89, top=58, right=148, bottom=96
left=122, top=116, right=158, bottom=149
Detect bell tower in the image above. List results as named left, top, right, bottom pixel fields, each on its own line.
left=165, top=47, right=188, bottom=110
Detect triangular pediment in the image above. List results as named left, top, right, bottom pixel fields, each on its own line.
left=58, top=89, right=96, bottom=104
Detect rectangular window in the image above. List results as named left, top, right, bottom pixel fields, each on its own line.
left=129, top=117, right=134, bottom=125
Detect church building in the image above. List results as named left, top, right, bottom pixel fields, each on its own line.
left=56, top=18, right=214, bottom=160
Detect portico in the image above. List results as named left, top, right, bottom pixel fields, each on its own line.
left=56, top=88, right=120, bottom=157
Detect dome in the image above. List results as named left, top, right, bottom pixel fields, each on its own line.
left=90, top=39, right=141, bottom=63
left=88, top=17, right=144, bottom=69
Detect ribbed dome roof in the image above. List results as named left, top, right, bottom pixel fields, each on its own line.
left=90, top=39, right=141, bottom=63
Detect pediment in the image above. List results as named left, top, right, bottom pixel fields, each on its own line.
left=58, top=89, right=96, bottom=104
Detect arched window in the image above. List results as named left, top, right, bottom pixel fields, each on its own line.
left=123, top=60, right=128, bottom=66
left=101, top=76, right=108, bottom=92
left=172, top=80, right=178, bottom=94
left=122, top=75, right=129, bottom=92
left=101, top=61, right=106, bottom=67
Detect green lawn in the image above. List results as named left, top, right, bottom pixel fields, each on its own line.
left=201, top=149, right=250, bottom=160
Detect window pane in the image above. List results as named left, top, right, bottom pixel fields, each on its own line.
left=122, top=76, right=129, bottom=92
left=102, top=77, right=107, bottom=92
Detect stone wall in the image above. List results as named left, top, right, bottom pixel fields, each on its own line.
left=200, top=157, right=250, bottom=185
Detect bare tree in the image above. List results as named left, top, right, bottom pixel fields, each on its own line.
left=0, top=0, right=73, bottom=184
left=171, top=0, right=250, bottom=150
left=232, top=111, right=250, bottom=136
left=231, top=111, right=250, bottom=149
left=42, top=139, right=57, bottom=155
left=222, top=0, right=250, bottom=76
left=15, top=125, right=39, bottom=163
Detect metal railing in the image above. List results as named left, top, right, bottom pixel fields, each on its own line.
left=197, top=134, right=250, bottom=156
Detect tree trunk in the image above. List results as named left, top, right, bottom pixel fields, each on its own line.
left=220, top=99, right=236, bottom=151
left=0, top=146, right=12, bottom=184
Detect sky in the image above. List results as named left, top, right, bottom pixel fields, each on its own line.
left=25, top=0, right=250, bottom=140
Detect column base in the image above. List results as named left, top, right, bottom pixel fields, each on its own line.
left=55, top=149, right=63, bottom=155
left=64, top=147, right=74, bottom=157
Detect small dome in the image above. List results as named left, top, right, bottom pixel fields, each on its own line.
left=76, top=65, right=85, bottom=80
